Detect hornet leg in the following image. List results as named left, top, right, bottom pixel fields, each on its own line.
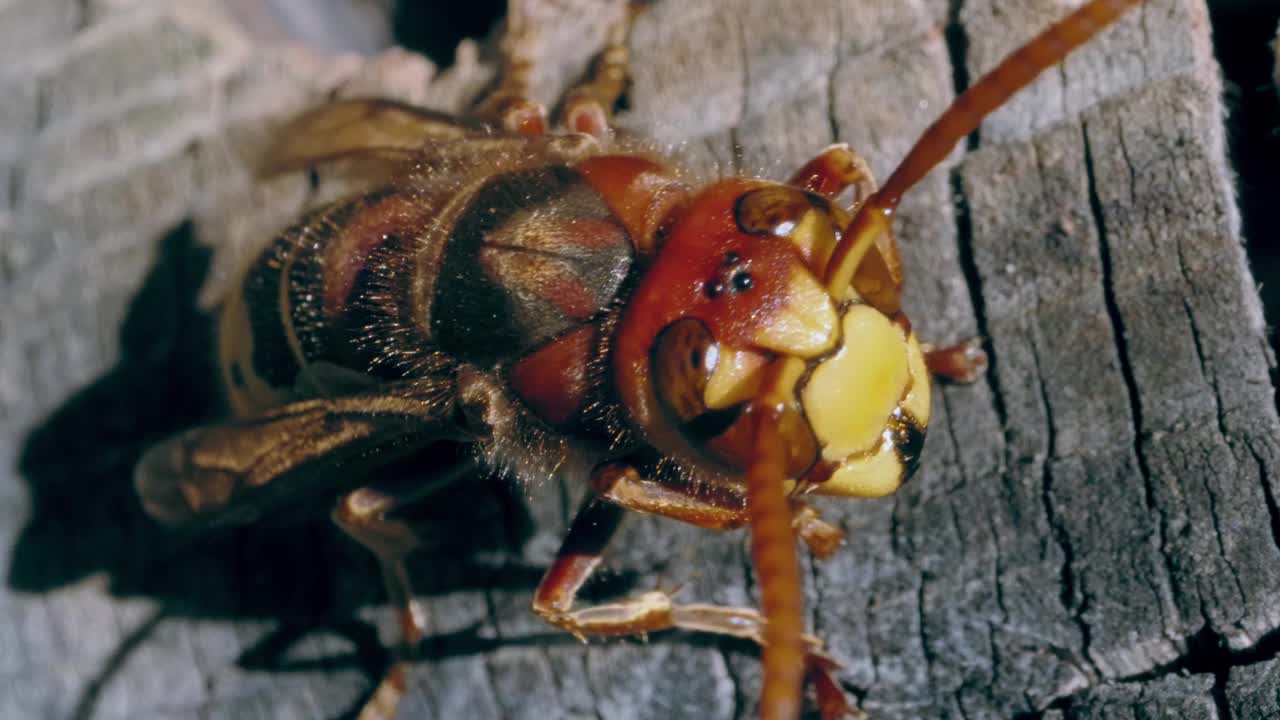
left=532, top=464, right=861, bottom=719
left=790, top=146, right=990, bottom=383
left=332, top=461, right=475, bottom=720
left=787, top=144, right=877, bottom=209
left=474, top=0, right=548, bottom=137
left=558, top=4, right=642, bottom=137
left=921, top=338, right=989, bottom=384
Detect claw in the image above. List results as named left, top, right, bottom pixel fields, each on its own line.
left=922, top=336, right=989, bottom=384
left=807, top=657, right=866, bottom=720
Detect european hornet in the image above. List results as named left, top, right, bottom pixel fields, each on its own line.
left=134, top=1, right=1145, bottom=717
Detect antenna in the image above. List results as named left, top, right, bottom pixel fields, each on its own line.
left=824, top=0, right=1145, bottom=295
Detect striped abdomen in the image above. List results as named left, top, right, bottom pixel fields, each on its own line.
left=218, top=163, right=635, bottom=417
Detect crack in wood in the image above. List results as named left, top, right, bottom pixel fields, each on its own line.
left=8, top=1, right=1280, bottom=718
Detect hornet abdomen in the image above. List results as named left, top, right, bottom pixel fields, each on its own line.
left=218, top=161, right=635, bottom=418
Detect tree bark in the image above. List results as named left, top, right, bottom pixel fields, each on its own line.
left=3, top=1, right=1279, bottom=718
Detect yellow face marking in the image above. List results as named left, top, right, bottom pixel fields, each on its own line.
left=752, top=266, right=837, bottom=358
left=817, top=438, right=905, bottom=498
left=801, top=305, right=911, bottom=460
left=703, top=347, right=767, bottom=409
left=773, top=355, right=809, bottom=396
left=900, top=333, right=932, bottom=426
left=782, top=207, right=839, bottom=274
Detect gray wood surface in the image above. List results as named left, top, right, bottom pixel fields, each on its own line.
left=3, top=1, right=1279, bottom=718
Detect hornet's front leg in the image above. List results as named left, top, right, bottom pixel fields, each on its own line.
left=787, top=145, right=989, bottom=384
left=531, top=463, right=862, bottom=720
left=920, top=337, right=989, bottom=384
left=787, top=144, right=877, bottom=209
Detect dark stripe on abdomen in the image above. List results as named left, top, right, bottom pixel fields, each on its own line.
left=241, top=199, right=364, bottom=389
left=242, top=238, right=302, bottom=388
left=431, top=165, right=633, bottom=366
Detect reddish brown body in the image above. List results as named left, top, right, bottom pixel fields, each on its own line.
left=219, top=138, right=676, bottom=433
left=134, top=2, right=1147, bottom=718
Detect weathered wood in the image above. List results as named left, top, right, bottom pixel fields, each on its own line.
left=1043, top=675, right=1220, bottom=720
left=3, top=1, right=1279, bottom=718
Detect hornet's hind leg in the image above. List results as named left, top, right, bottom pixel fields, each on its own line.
left=332, top=461, right=476, bottom=720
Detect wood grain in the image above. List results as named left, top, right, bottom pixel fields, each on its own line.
left=2, top=1, right=1278, bottom=718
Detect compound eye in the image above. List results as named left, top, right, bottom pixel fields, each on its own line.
left=735, top=186, right=812, bottom=236
left=735, top=185, right=844, bottom=275
left=652, top=318, right=740, bottom=441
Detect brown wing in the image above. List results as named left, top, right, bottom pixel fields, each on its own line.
left=134, top=378, right=464, bottom=529
left=258, top=98, right=494, bottom=178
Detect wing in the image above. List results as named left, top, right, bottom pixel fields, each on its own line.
left=134, top=378, right=465, bottom=529
left=258, top=98, right=494, bottom=178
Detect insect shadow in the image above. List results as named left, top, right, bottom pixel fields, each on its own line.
left=9, top=220, right=629, bottom=719
left=392, top=0, right=506, bottom=68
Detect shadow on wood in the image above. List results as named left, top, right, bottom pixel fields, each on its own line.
left=11, top=221, right=222, bottom=597
left=8, top=220, right=642, bottom=718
